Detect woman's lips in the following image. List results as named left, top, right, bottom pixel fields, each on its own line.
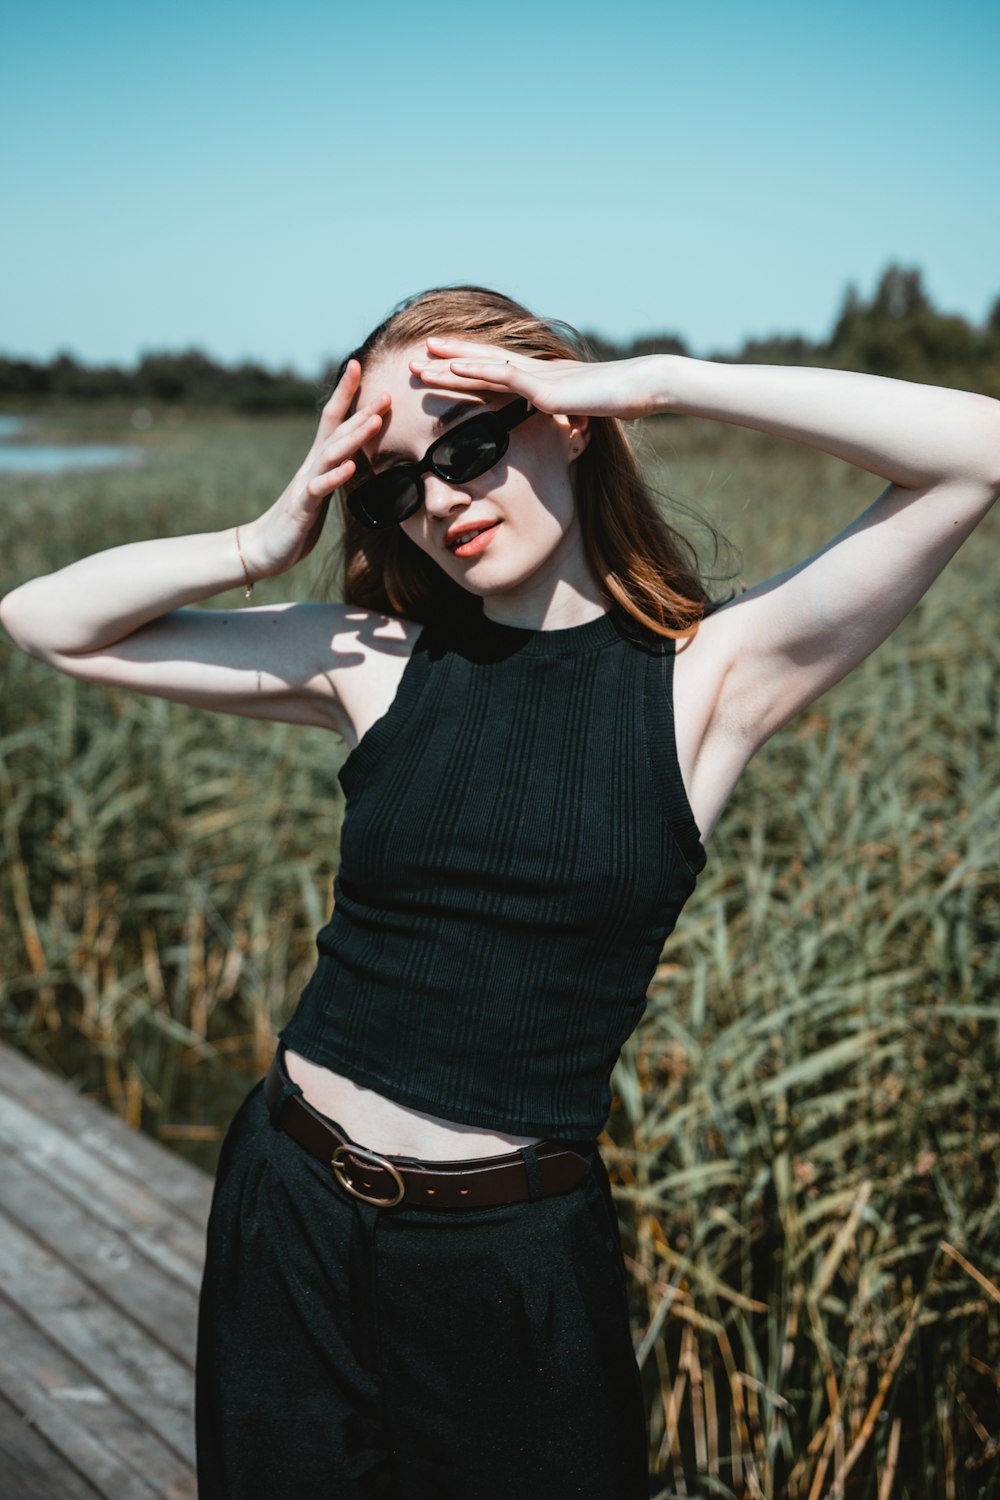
left=451, top=521, right=501, bottom=558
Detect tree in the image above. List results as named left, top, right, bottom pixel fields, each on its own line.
left=870, top=265, right=930, bottom=321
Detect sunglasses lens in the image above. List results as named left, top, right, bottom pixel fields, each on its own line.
left=349, top=412, right=513, bottom=530
left=353, top=469, right=421, bottom=528
left=433, top=422, right=503, bottom=482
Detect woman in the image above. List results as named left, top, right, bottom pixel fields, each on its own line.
left=1, top=284, right=997, bottom=1499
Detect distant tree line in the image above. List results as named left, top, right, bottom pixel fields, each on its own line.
left=582, top=265, right=1000, bottom=399
left=2, top=264, right=998, bottom=411
left=0, top=348, right=318, bottom=413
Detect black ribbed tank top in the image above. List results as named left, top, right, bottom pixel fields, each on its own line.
left=279, top=603, right=707, bottom=1139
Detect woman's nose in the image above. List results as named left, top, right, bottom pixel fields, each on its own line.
left=422, top=474, right=470, bottom=515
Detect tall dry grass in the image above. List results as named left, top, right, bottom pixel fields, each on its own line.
left=1, top=404, right=998, bottom=1496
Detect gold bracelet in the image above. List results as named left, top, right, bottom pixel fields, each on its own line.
left=235, top=526, right=254, bottom=600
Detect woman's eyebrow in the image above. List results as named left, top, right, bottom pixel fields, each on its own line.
left=372, top=399, right=484, bottom=468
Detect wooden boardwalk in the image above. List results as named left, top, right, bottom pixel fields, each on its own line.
left=0, top=1041, right=213, bottom=1498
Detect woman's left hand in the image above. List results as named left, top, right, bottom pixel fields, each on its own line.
left=408, top=336, right=670, bottom=420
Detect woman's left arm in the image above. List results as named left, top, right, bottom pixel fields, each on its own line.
left=657, top=358, right=1000, bottom=491
left=654, top=358, right=1000, bottom=755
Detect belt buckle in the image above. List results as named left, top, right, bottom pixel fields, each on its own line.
left=331, top=1144, right=405, bottom=1207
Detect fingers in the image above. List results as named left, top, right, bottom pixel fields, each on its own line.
left=411, top=362, right=515, bottom=395
left=420, top=335, right=522, bottom=374
left=425, top=335, right=513, bottom=358
left=296, top=395, right=387, bottom=503
left=307, top=358, right=391, bottom=487
left=305, top=460, right=356, bottom=500
left=318, top=360, right=393, bottom=432
left=318, top=357, right=362, bottom=429
left=306, top=405, right=384, bottom=499
left=409, top=334, right=555, bottom=398
left=409, top=348, right=518, bottom=395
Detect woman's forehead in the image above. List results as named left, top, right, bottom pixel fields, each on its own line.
left=358, top=347, right=493, bottom=463
left=360, top=344, right=486, bottom=409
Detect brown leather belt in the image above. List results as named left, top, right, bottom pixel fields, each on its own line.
left=264, top=1047, right=595, bottom=1211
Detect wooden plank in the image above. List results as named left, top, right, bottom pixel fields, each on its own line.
left=0, top=1044, right=206, bottom=1496
left=0, top=1043, right=214, bottom=1227
left=0, top=1389, right=104, bottom=1500
left=1, top=1155, right=198, bottom=1367
left=0, top=1296, right=192, bottom=1500
left=0, top=1093, right=207, bottom=1290
left=0, top=1207, right=196, bottom=1463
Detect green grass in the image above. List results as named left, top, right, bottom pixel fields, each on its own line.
left=1, top=406, right=998, bottom=1497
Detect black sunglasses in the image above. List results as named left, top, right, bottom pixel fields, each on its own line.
left=347, top=395, right=537, bottom=530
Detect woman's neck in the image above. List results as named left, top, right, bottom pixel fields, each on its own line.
left=480, top=580, right=611, bottom=633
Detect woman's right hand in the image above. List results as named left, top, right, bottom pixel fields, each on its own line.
left=239, top=360, right=391, bottom=579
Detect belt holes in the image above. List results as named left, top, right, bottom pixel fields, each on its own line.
left=460, top=1188, right=470, bottom=1196
left=426, top=1188, right=436, bottom=1196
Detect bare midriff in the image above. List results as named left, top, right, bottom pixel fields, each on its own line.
left=283, top=1048, right=545, bottom=1161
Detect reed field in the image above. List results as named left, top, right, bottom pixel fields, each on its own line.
left=1, top=403, right=998, bottom=1497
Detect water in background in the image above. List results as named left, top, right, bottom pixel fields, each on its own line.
left=0, top=415, right=145, bottom=473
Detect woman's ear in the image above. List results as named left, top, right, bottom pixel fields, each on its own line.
left=564, top=414, right=591, bottom=462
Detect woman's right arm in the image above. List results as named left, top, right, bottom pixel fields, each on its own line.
left=0, top=363, right=400, bottom=735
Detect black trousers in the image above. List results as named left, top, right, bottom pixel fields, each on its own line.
left=195, top=1070, right=649, bottom=1499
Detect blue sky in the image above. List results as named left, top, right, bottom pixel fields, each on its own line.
left=3, top=0, right=998, bottom=373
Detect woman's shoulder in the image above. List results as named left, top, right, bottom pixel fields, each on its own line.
left=326, top=603, right=425, bottom=649
left=327, top=607, right=428, bottom=752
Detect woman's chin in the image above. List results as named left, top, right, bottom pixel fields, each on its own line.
left=441, top=559, right=513, bottom=595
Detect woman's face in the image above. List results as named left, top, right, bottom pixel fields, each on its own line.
left=357, top=343, right=596, bottom=622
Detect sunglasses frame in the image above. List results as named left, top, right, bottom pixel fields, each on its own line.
left=347, top=395, right=537, bottom=531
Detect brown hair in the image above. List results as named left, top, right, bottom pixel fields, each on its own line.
left=328, top=284, right=729, bottom=639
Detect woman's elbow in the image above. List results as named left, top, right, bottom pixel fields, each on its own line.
left=0, top=582, right=54, bottom=660
left=973, top=394, right=1000, bottom=492
left=1, top=585, right=31, bottom=650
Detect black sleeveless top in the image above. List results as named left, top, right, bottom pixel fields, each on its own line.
left=278, top=603, right=707, bottom=1138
